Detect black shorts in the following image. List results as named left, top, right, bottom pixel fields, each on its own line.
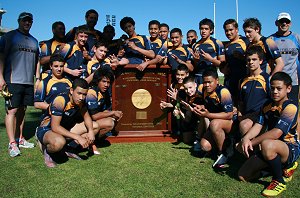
left=239, top=111, right=260, bottom=123
left=5, top=83, right=34, bottom=109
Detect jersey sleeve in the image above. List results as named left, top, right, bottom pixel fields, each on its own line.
left=266, top=38, right=281, bottom=60
left=34, top=79, right=46, bottom=102
left=220, top=88, right=233, bottom=112
left=275, top=104, right=298, bottom=135
left=50, top=96, right=66, bottom=116
left=216, top=39, right=225, bottom=56
left=86, top=89, right=99, bottom=115
left=40, top=43, right=49, bottom=58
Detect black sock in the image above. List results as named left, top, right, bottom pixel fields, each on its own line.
left=267, top=155, right=285, bottom=184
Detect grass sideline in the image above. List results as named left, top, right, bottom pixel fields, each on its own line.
left=0, top=97, right=299, bottom=198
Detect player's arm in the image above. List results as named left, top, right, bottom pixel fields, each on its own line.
left=34, top=101, right=49, bottom=110
left=91, top=110, right=121, bottom=121
left=81, top=106, right=95, bottom=143
left=0, top=52, right=6, bottom=90
left=128, top=41, right=155, bottom=59
left=271, top=57, right=284, bottom=75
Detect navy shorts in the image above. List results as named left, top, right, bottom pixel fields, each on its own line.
left=288, top=85, right=299, bottom=106
left=285, top=142, right=300, bottom=167
left=36, top=126, right=51, bottom=143
left=5, top=83, right=34, bottom=109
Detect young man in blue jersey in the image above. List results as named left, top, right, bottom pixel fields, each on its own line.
left=238, top=46, right=270, bottom=137
left=192, top=67, right=235, bottom=167
left=186, top=29, right=198, bottom=48
left=119, top=16, right=155, bottom=64
left=192, top=18, right=225, bottom=85
left=243, top=18, right=284, bottom=75
left=36, top=78, right=100, bottom=167
left=86, top=69, right=123, bottom=154
left=0, top=12, right=39, bottom=157
left=65, top=9, right=102, bottom=52
left=39, top=21, right=67, bottom=79
left=237, top=72, right=300, bottom=197
left=159, top=23, right=170, bottom=41
left=34, top=54, right=71, bottom=111
left=222, top=19, right=248, bottom=105
left=269, top=12, right=300, bottom=139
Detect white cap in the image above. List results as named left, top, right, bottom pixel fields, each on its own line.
left=277, top=12, right=291, bottom=21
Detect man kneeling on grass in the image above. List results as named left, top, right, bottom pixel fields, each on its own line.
left=36, top=78, right=100, bottom=168
left=237, top=72, right=300, bottom=197
left=86, top=68, right=123, bottom=154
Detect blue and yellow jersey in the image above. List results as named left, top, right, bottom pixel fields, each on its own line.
left=39, top=93, right=84, bottom=130
left=199, top=84, right=233, bottom=113
left=64, top=41, right=87, bottom=70
left=257, top=99, right=299, bottom=144
left=192, top=37, right=225, bottom=74
left=249, top=36, right=281, bottom=74
left=157, top=38, right=173, bottom=57
left=123, top=35, right=153, bottom=64
left=239, top=72, right=270, bottom=114
left=147, top=36, right=164, bottom=55
left=163, top=45, right=192, bottom=70
left=224, top=36, right=248, bottom=78
left=65, top=25, right=102, bottom=51
left=81, top=58, right=111, bottom=78
left=86, top=86, right=111, bottom=115
left=34, top=76, right=72, bottom=104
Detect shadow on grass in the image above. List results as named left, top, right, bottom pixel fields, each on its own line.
left=23, top=111, right=42, bottom=140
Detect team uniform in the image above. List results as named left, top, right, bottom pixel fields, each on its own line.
left=81, top=58, right=111, bottom=79
left=148, top=36, right=164, bottom=55
left=36, top=93, right=84, bottom=142
left=39, top=39, right=69, bottom=79
left=239, top=72, right=270, bottom=122
left=200, top=84, right=233, bottom=116
left=0, top=29, right=39, bottom=108
left=86, top=86, right=111, bottom=116
left=123, top=35, right=153, bottom=64
left=269, top=32, right=300, bottom=103
left=248, top=37, right=281, bottom=74
left=63, top=41, right=88, bottom=81
left=192, top=37, right=225, bottom=84
left=34, top=75, right=72, bottom=105
left=224, top=36, right=249, bottom=103
left=65, top=25, right=102, bottom=52
left=257, top=99, right=300, bottom=166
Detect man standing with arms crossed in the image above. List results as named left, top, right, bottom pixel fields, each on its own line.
left=0, top=12, right=40, bottom=157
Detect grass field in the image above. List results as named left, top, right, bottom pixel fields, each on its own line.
left=0, top=97, right=299, bottom=198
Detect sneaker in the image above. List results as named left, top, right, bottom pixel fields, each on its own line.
left=89, top=144, right=101, bottom=155
left=212, top=154, right=228, bottom=168
left=193, top=140, right=202, bottom=152
left=65, top=151, right=83, bottom=160
left=261, top=180, right=286, bottom=197
left=44, top=149, right=57, bottom=168
left=283, top=161, right=298, bottom=182
left=8, top=142, right=21, bottom=157
left=18, top=137, right=34, bottom=148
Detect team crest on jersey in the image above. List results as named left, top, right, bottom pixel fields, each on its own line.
left=243, top=86, right=247, bottom=89
left=52, top=87, right=57, bottom=91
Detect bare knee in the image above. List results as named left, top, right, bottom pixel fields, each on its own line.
left=200, top=138, right=212, bottom=152
left=261, top=139, right=276, bottom=160
left=46, top=135, right=66, bottom=153
left=239, top=119, right=253, bottom=136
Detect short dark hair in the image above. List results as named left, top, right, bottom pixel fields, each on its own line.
left=76, top=25, right=89, bottom=35
left=203, top=67, right=218, bottom=79
left=223, top=19, right=238, bottom=29
left=72, top=78, right=89, bottom=90
left=120, top=17, right=135, bottom=31
left=183, top=75, right=196, bottom=85
left=103, top=24, right=115, bottom=33
left=52, top=21, right=65, bottom=30
left=170, top=28, right=182, bottom=36
left=49, top=54, right=65, bottom=65
left=270, top=72, right=292, bottom=87
left=243, top=18, right=262, bottom=34
left=148, top=20, right=160, bottom=29
left=94, top=41, right=108, bottom=49
left=187, top=29, right=197, bottom=35
left=199, top=18, right=214, bottom=34
left=91, top=68, right=115, bottom=86
left=159, top=23, right=169, bottom=30
left=85, top=9, right=98, bottom=18
left=176, top=64, right=189, bottom=73
left=246, top=45, right=265, bottom=60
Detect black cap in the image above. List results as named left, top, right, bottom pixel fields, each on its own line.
left=18, top=12, right=33, bottom=21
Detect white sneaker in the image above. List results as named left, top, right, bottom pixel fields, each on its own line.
left=212, top=154, right=228, bottom=168
left=8, top=142, right=21, bottom=157
left=18, top=137, right=35, bottom=148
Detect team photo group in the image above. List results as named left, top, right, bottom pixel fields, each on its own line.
left=0, top=9, right=299, bottom=197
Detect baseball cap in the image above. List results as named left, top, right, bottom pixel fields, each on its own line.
left=18, top=12, right=33, bottom=21
left=277, top=12, right=291, bottom=21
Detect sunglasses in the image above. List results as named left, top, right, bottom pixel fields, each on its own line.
left=278, top=19, right=291, bottom=24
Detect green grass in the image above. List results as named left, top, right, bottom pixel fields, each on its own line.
left=0, top=97, right=299, bottom=198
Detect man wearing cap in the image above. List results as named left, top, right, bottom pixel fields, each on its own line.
left=269, top=12, right=300, bottom=140
left=0, top=12, right=39, bottom=157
